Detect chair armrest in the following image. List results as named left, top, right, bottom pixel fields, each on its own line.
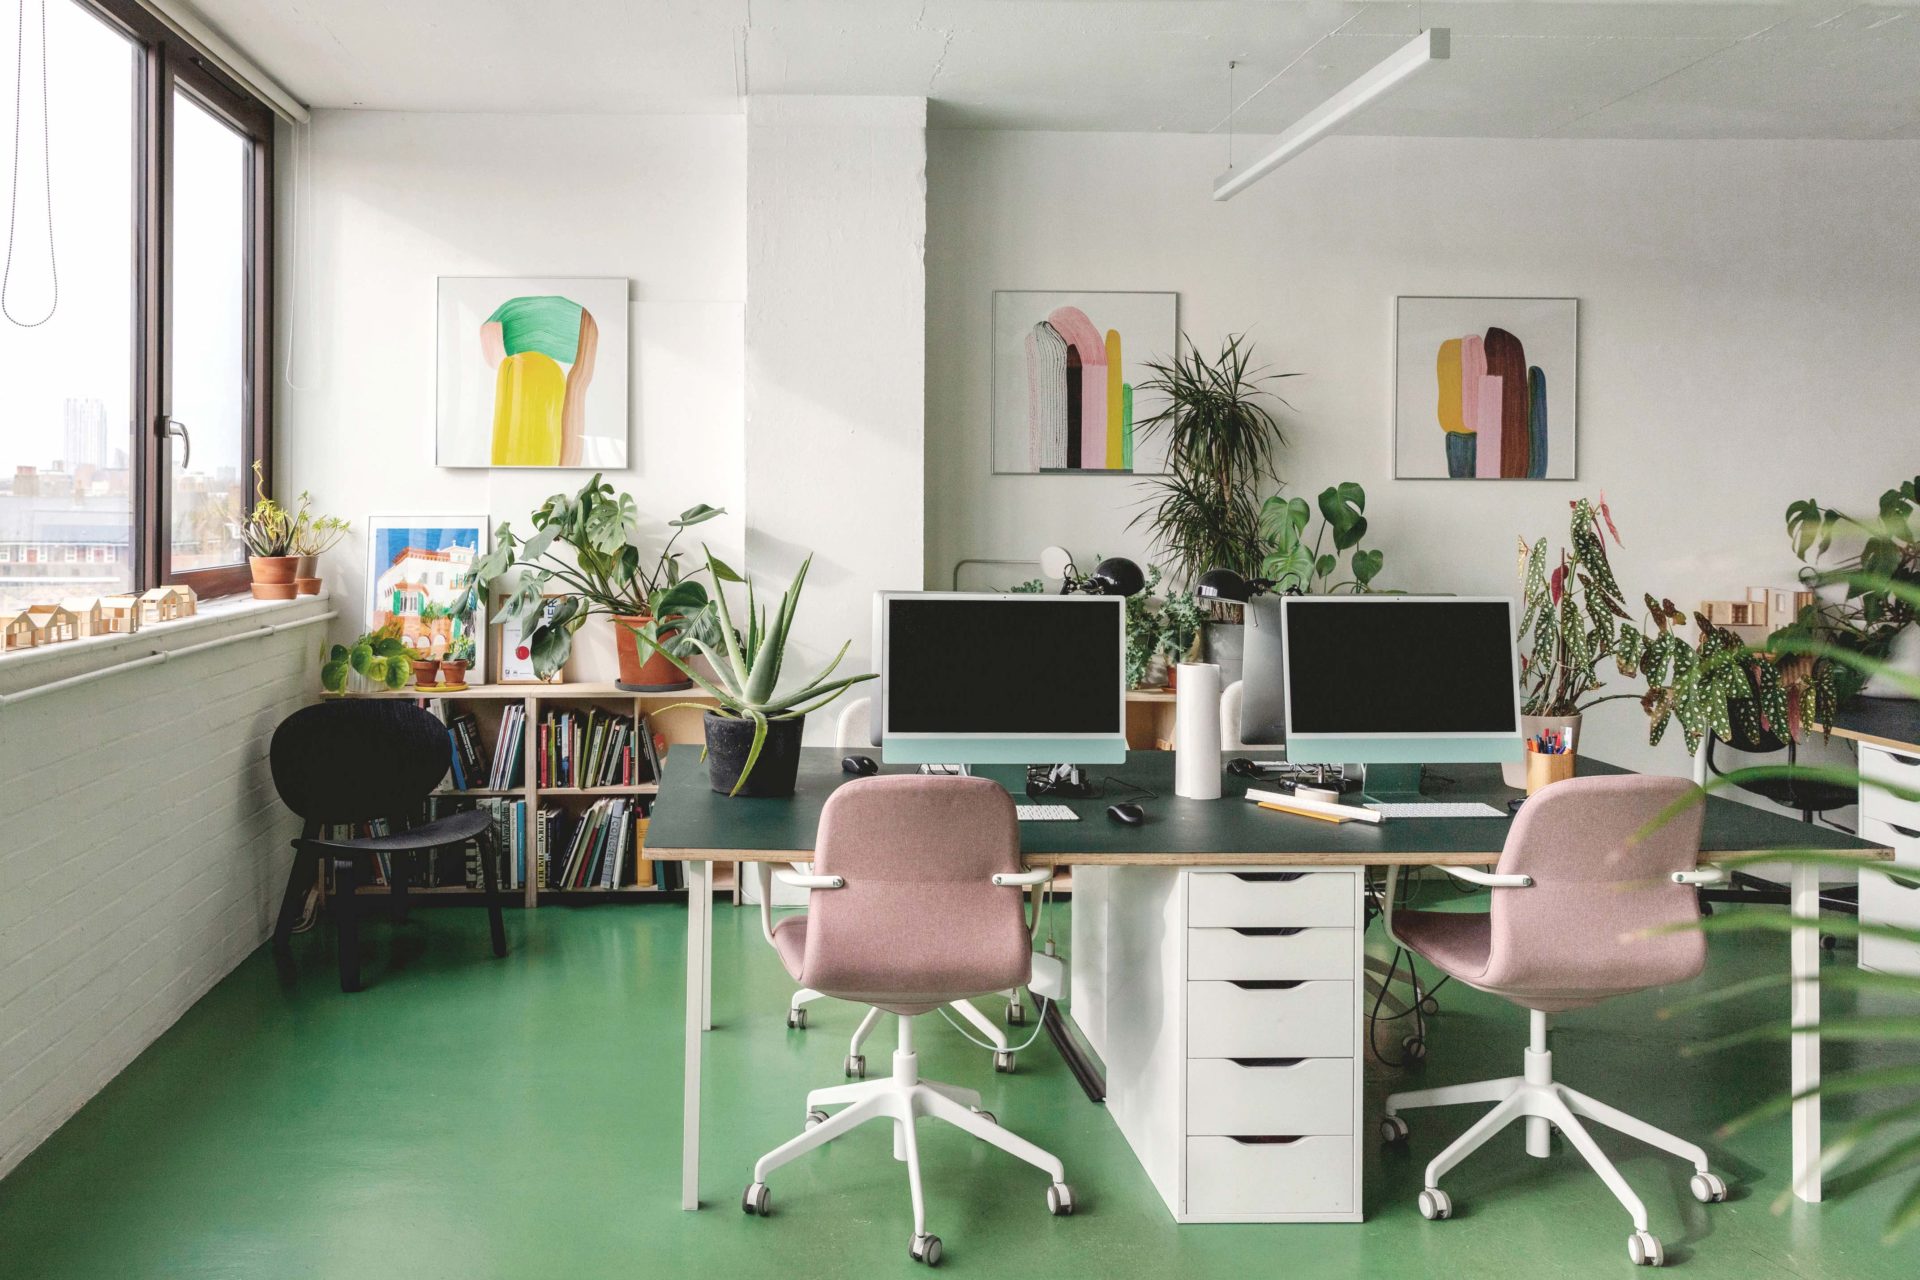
left=774, top=869, right=845, bottom=889
left=1671, top=867, right=1730, bottom=886
left=992, top=869, right=1053, bottom=888
left=1438, top=866, right=1533, bottom=889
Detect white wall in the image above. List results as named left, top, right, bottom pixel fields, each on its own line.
left=745, top=97, right=926, bottom=730
left=0, top=599, right=326, bottom=1178
left=277, top=110, right=748, bottom=677
left=926, top=131, right=1920, bottom=774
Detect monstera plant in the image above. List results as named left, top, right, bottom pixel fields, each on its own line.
left=1257, top=482, right=1385, bottom=594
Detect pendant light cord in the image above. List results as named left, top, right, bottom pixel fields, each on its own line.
left=3, top=0, right=55, bottom=328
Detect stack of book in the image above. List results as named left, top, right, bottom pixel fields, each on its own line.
left=536, top=707, right=658, bottom=788
left=546, top=797, right=654, bottom=889
left=489, top=705, right=527, bottom=789
left=447, top=711, right=487, bottom=789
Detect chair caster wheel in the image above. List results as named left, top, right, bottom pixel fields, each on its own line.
left=804, top=1108, right=829, bottom=1130
left=1689, top=1171, right=1727, bottom=1203
left=786, top=1007, right=807, bottom=1030
left=1401, top=1034, right=1427, bottom=1063
left=970, top=1106, right=996, bottom=1126
left=909, top=1232, right=943, bottom=1266
left=1417, top=994, right=1440, bottom=1016
left=1628, top=1230, right=1664, bottom=1266
left=994, top=1051, right=1016, bottom=1074
left=844, top=1054, right=866, bottom=1079
left=1046, top=1182, right=1075, bottom=1216
left=1417, top=1187, right=1452, bottom=1220
left=742, top=1182, right=770, bottom=1216
left=1820, top=934, right=1838, bottom=952
left=1007, top=1001, right=1027, bottom=1026
left=1380, top=1114, right=1409, bottom=1144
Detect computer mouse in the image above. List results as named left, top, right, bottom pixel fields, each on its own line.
left=841, top=754, right=879, bottom=776
left=1106, top=802, right=1146, bottom=826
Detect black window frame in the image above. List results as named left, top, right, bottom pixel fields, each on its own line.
left=87, top=0, right=275, bottom=600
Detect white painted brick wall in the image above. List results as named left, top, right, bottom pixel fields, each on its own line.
left=0, top=602, right=324, bottom=1178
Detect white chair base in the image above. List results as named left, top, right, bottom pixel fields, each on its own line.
left=788, top=989, right=1016, bottom=1075
left=1383, top=1010, right=1726, bottom=1269
left=744, top=1014, right=1073, bottom=1265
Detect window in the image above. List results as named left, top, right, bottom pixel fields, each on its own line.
left=0, top=0, right=272, bottom=613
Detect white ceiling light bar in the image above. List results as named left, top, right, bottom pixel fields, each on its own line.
left=1213, top=27, right=1448, bottom=202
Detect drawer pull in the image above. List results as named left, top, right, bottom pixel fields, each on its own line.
left=1228, top=1057, right=1305, bottom=1068
left=1889, top=753, right=1920, bottom=768
left=1229, top=980, right=1305, bottom=990
left=1231, top=926, right=1306, bottom=937
left=1232, top=871, right=1307, bottom=883
left=1890, top=824, right=1920, bottom=839
left=1228, top=1135, right=1304, bottom=1145
left=1890, top=873, right=1920, bottom=892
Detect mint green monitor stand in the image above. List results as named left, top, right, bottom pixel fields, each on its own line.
left=1362, top=762, right=1426, bottom=803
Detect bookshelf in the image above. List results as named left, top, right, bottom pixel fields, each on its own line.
left=342, top=682, right=720, bottom=907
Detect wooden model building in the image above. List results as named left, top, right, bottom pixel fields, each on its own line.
left=60, top=598, right=103, bottom=638
left=139, top=584, right=197, bottom=625
left=99, top=595, right=141, bottom=634
left=26, top=604, right=79, bottom=645
left=4, top=609, right=37, bottom=651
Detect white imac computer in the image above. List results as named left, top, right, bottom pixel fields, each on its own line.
left=1280, top=596, right=1522, bottom=771
left=874, top=592, right=1127, bottom=766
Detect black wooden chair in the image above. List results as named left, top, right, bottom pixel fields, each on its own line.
left=269, top=701, right=508, bottom=991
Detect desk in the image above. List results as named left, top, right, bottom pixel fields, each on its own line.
left=1821, top=701, right=1920, bottom=975
left=646, top=749, right=1891, bottom=1214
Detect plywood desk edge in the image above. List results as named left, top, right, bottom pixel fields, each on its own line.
left=644, top=845, right=1893, bottom=866
left=1817, top=721, right=1920, bottom=754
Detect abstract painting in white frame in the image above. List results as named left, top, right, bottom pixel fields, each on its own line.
left=1394, top=296, right=1577, bottom=480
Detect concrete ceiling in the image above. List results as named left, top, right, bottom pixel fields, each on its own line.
left=179, top=1, right=1920, bottom=138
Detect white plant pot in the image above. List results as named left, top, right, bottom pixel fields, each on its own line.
left=1861, top=626, right=1920, bottom=700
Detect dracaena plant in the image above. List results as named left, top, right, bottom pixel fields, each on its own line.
left=455, top=474, right=723, bottom=678
left=630, top=549, right=876, bottom=794
left=1257, top=482, right=1385, bottom=593
left=1647, top=585, right=1920, bottom=1242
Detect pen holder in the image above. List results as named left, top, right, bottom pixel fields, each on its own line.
left=1525, top=749, right=1576, bottom=795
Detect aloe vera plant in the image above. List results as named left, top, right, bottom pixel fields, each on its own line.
left=630, top=549, right=875, bottom=794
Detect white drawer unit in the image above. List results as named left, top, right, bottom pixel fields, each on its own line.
left=1188, top=926, right=1354, bottom=981
left=1859, top=814, right=1920, bottom=976
left=1188, top=870, right=1356, bottom=928
left=1185, top=1136, right=1357, bottom=1218
left=1860, top=743, right=1920, bottom=831
left=1076, top=865, right=1365, bottom=1225
left=1188, top=980, right=1355, bottom=1059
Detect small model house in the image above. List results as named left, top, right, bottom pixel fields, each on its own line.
left=140, top=585, right=197, bottom=625
left=4, top=609, right=37, bottom=651
left=61, top=598, right=103, bottom=638
left=99, top=595, right=141, bottom=634
left=26, top=604, right=80, bottom=645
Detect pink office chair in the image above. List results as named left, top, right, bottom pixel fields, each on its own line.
left=1380, top=775, right=1731, bottom=1269
left=741, top=775, right=1073, bottom=1267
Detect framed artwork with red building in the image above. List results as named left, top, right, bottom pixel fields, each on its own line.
left=364, top=515, right=489, bottom=678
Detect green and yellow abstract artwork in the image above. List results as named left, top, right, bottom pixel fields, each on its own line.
left=437, top=277, right=629, bottom=469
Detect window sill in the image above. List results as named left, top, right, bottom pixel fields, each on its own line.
left=0, top=593, right=334, bottom=701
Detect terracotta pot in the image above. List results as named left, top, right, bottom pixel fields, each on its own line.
left=613, top=613, right=693, bottom=692
left=438, top=660, right=469, bottom=688
left=295, top=553, right=321, bottom=595
left=249, top=555, right=299, bottom=600
left=705, top=712, right=805, bottom=797
left=1504, top=711, right=1582, bottom=789
left=413, top=659, right=441, bottom=687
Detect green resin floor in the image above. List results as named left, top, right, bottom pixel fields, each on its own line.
left=2, top=900, right=1915, bottom=1278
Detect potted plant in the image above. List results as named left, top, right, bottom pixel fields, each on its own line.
left=459, top=475, right=722, bottom=691
left=1783, top=477, right=1918, bottom=700
left=238, top=462, right=300, bottom=600
left=439, top=632, right=475, bottom=688
left=1257, top=483, right=1386, bottom=594
left=320, top=623, right=414, bottom=695
left=290, top=501, right=350, bottom=597
left=631, top=549, right=875, bottom=796
left=1129, top=333, right=1293, bottom=683
left=1508, top=496, right=1636, bottom=786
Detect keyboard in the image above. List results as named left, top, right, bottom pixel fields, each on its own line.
left=1016, top=804, right=1080, bottom=822
left=1365, top=801, right=1507, bottom=819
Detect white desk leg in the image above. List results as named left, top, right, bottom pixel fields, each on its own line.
left=682, top=859, right=712, bottom=1210
left=702, top=867, right=715, bottom=1031
left=1789, top=861, right=1822, bottom=1203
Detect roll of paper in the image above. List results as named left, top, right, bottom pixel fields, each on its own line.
left=1175, top=662, right=1223, bottom=800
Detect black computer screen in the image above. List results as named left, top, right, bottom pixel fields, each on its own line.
left=1283, top=599, right=1517, bottom=734
left=885, top=596, right=1123, bottom=734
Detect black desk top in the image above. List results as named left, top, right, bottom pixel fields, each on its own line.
left=1826, top=699, right=1920, bottom=754
left=644, top=749, right=1891, bottom=867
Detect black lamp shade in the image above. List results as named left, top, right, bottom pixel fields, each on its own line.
left=1195, top=568, right=1251, bottom=603
left=1088, top=557, right=1146, bottom=598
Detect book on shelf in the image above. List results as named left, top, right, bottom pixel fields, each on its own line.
left=536, top=707, right=651, bottom=789
left=549, top=797, right=658, bottom=890
left=449, top=712, right=487, bottom=789
left=489, top=705, right=527, bottom=790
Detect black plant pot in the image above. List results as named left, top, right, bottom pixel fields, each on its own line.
left=704, top=711, right=806, bottom=797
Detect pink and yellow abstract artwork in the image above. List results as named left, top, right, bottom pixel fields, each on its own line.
left=1394, top=297, right=1577, bottom=481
